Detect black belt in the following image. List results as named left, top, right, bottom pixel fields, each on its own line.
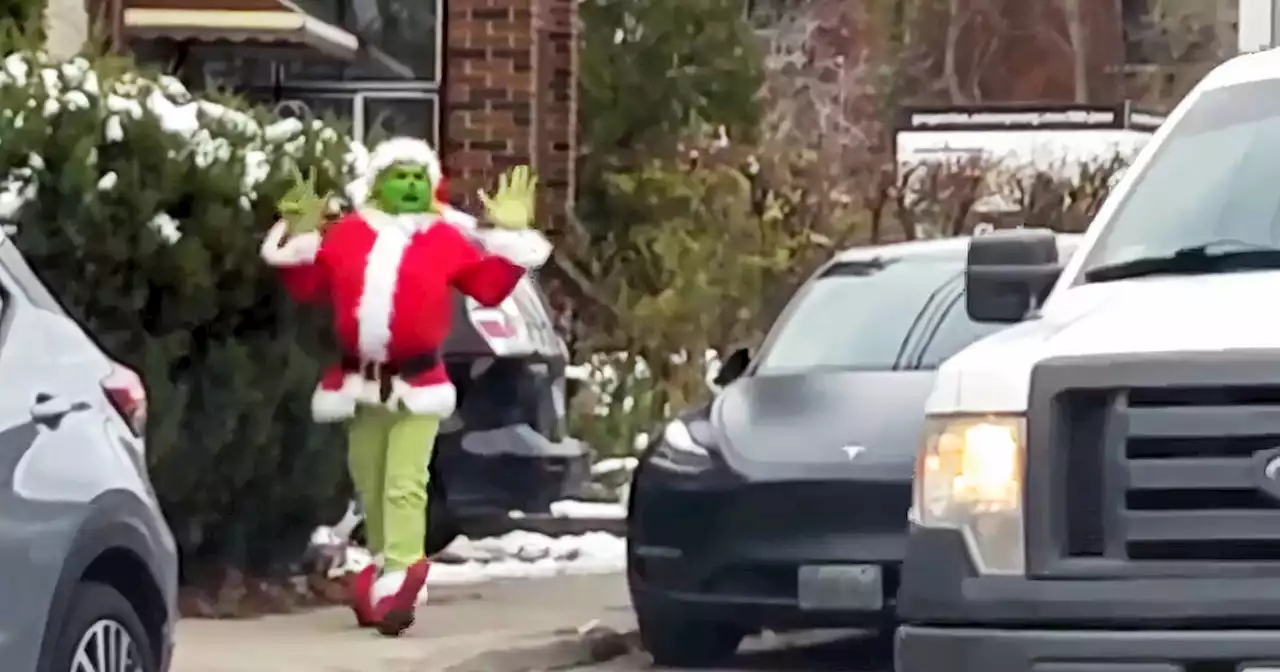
left=341, top=351, right=441, bottom=402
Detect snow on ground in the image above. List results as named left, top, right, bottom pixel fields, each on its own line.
left=319, top=529, right=626, bottom=589
left=549, top=499, right=627, bottom=520
left=428, top=530, right=626, bottom=586
left=507, top=498, right=628, bottom=520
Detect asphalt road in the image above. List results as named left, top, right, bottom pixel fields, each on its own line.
left=571, top=629, right=894, bottom=672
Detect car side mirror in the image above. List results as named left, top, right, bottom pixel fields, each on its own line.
left=712, top=347, right=751, bottom=389
left=965, top=229, right=1064, bottom=324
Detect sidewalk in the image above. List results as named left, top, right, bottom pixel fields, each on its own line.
left=171, top=574, right=634, bottom=672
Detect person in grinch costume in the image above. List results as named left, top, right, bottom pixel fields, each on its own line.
left=259, top=137, right=551, bottom=636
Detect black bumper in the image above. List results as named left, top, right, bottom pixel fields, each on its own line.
left=897, top=625, right=1280, bottom=672
left=629, top=463, right=910, bottom=627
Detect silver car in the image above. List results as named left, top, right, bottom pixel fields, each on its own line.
left=0, top=238, right=178, bottom=672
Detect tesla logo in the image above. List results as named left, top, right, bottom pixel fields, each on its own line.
left=841, top=445, right=866, bottom=460
left=1266, top=456, right=1280, bottom=481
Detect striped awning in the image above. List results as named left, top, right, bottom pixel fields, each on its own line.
left=123, top=0, right=359, bottom=61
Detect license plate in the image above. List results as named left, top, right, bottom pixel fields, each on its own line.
left=797, top=564, right=883, bottom=611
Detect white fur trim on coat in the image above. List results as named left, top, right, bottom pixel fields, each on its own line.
left=481, top=228, right=553, bottom=269
left=355, top=227, right=410, bottom=362
left=390, top=379, right=457, bottom=417
left=311, top=373, right=366, bottom=423
left=440, top=206, right=478, bottom=231
left=367, top=137, right=442, bottom=182
left=360, top=208, right=436, bottom=235
left=372, top=569, right=427, bottom=603
left=260, top=220, right=320, bottom=267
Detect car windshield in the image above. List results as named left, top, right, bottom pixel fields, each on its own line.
left=753, top=256, right=962, bottom=374
left=1080, top=79, right=1280, bottom=276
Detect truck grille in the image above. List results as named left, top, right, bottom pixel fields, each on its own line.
left=1028, top=354, right=1280, bottom=576
left=1122, top=385, right=1280, bottom=562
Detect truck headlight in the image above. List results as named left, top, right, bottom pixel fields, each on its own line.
left=650, top=418, right=714, bottom=473
left=911, top=415, right=1025, bottom=574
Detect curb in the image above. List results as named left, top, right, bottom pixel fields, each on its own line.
left=444, top=625, right=641, bottom=672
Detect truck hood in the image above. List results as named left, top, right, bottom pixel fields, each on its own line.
left=930, top=270, right=1280, bottom=414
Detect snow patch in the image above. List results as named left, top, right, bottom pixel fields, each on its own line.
left=147, top=213, right=181, bottom=245
left=0, top=49, right=369, bottom=231
left=429, top=531, right=626, bottom=586
left=313, top=528, right=626, bottom=591
left=547, top=499, right=627, bottom=520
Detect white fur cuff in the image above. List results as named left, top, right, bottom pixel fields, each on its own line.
left=261, top=220, right=321, bottom=267
left=390, top=380, right=457, bottom=417
left=482, top=228, right=552, bottom=269
left=311, top=388, right=356, bottom=423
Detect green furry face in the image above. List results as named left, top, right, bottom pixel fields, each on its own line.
left=372, top=162, right=434, bottom=214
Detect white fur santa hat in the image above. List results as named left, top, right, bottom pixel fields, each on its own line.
left=345, top=136, right=449, bottom=206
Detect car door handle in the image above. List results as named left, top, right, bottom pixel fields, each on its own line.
left=31, top=393, right=91, bottom=426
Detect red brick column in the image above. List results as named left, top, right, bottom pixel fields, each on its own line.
left=444, top=0, right=576, bottom=234
left=532, top=0, right=577, bottom=235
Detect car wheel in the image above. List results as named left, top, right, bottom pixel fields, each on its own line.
left=48, top=581, right=157, bottom=672
left=636, top=602, right=744, bottom=668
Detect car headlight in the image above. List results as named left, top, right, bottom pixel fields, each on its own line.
left=911, top=414, right=1025, bottom=574
left=650, top=418, right=714, bottom=473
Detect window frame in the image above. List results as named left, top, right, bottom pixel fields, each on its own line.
left=251, top=87, right=441, bottom=146
left=290, top=0, right=443, bottom=86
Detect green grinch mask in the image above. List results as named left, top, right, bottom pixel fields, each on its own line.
left=372, top=162, right=435, bottom=215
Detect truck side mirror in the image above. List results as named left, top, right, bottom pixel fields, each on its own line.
left=965, top=229, right=1064, bottom=324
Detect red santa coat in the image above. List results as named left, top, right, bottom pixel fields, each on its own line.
left=260, top=208, right=551, bottom=422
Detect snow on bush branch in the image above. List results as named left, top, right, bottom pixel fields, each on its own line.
left=0, top=50, right=371, bottom=244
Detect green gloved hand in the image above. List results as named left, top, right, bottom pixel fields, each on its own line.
left=479, top=166, right=537, bottom=230
left=279, top=167, right=331, bottom=235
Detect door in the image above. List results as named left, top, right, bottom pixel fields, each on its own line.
left=0, top=251, right=121, bottom=671
left=0, top=284, right=42, bottom=493
left=0, top=247, right=118, bottom=504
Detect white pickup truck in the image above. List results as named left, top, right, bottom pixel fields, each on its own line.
left=896, top=47, right=1280, bottom=671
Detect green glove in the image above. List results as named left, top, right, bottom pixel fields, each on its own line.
left=479, top=166, right=537, bottom=230
left=279, top=167, right=331, bottom=235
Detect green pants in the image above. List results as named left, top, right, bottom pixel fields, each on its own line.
left=348, top=406, right=440, bottom=572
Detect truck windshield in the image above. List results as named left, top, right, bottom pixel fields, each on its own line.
left=754, top=257, right=961, bottom=374
left=1080, top=80, right=1280, bottom=279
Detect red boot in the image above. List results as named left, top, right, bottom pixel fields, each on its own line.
left=349, top=564, right=378, bottom=628
left=370, top=559, right=430, bottom=637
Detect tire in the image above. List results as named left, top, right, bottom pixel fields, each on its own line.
left=46, top=581, right=158, bottom=672
left=635, top=601, right=744, bottom=668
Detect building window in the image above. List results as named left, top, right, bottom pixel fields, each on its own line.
left=250, top=89, right=440, bottom=146
left=1122, top=0, right=1232, bottom=66
left=289, top=0, right=442, bottom=84
left=1122, top=0, right=1154, bottom=65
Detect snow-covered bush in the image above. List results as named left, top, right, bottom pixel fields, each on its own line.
left=0, top=50, right=360, bottom=576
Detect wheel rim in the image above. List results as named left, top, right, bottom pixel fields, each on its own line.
left=71, top=619, right=143, bottom=672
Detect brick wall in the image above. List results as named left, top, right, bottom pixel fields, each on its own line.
left=444, top=0, right=577, bottom=235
